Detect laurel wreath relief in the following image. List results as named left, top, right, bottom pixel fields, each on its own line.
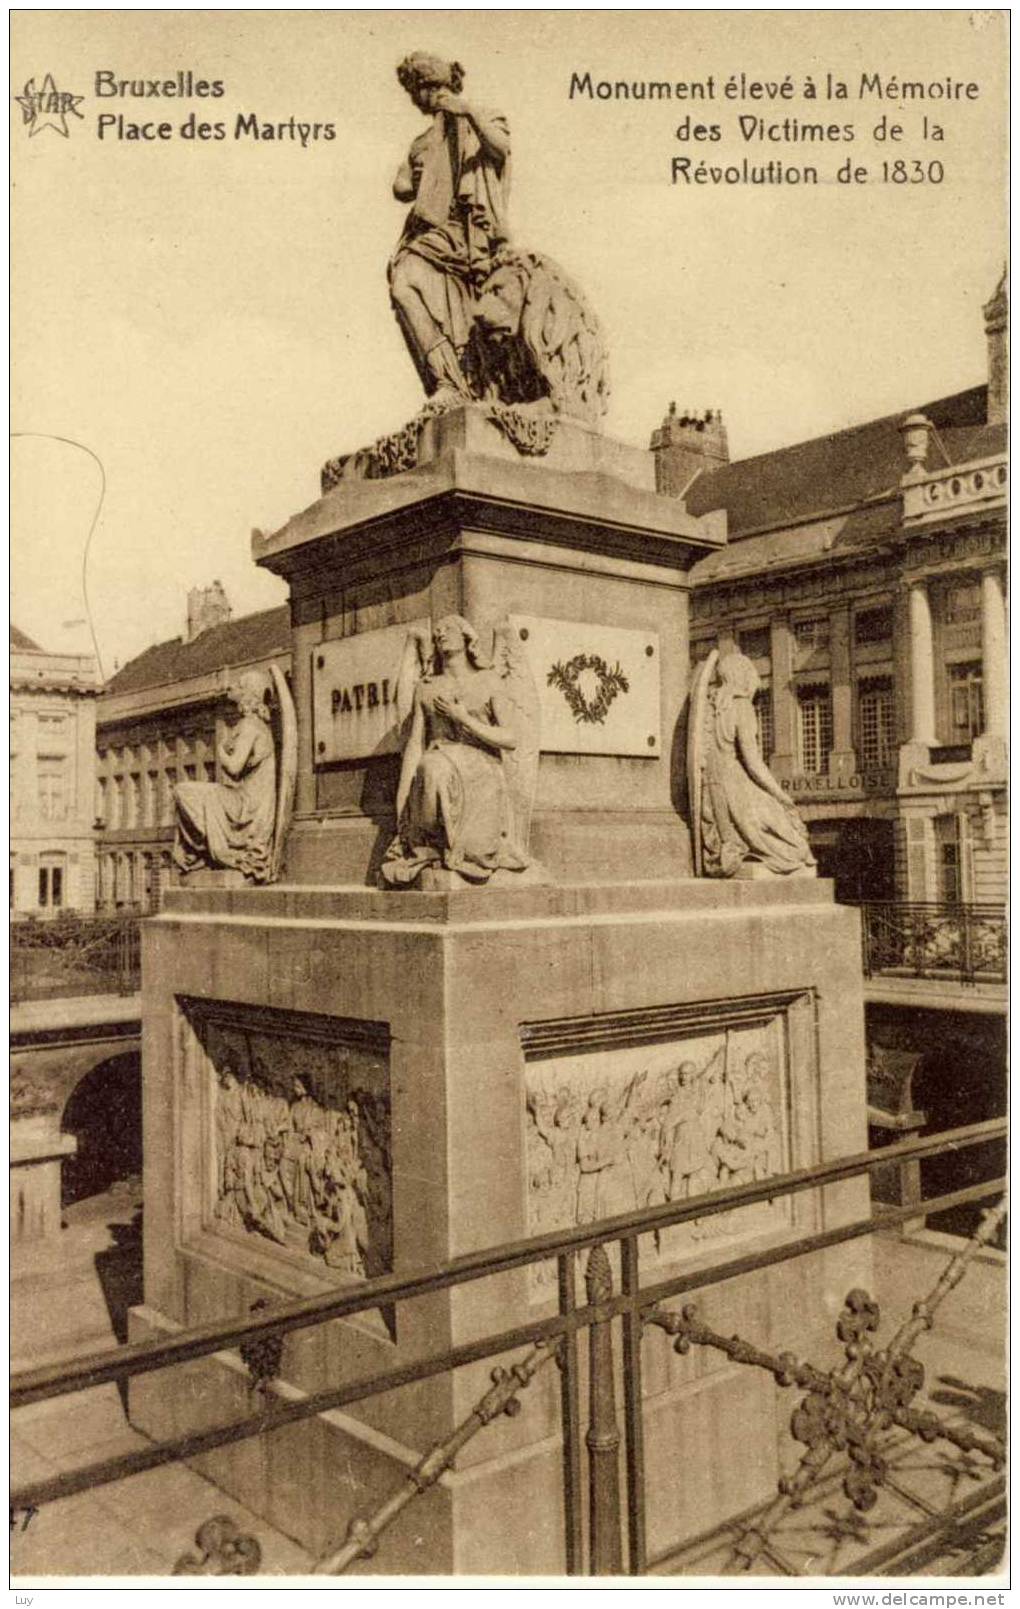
left=546, top=653, right=630, bottom=725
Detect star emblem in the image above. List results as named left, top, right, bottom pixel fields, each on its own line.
left=15, top=73, right=85, bottom=138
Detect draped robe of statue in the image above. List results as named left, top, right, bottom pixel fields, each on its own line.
left=382, top=672, right=527, bottom=886
left=173, top=714, right=276, bottom=883
left=699, top=664, right=816, bottom=879
left=388, top=105, right=511, bottom=392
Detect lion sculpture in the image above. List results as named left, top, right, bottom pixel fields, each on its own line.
left=464, top=249, right=610, bottom=429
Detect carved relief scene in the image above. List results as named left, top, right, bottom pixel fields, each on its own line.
left=196, top=1013, right=392, bottom=1283
left=525, top=1017, right=789, bottom=1267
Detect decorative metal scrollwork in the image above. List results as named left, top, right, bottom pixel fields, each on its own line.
left=646, top=1197, right=1007, bottom=1565
left=239, top=1297, right=284, bottom=1393
left=173, top=1515, right=262, bottom=1575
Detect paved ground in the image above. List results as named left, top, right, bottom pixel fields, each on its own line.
left=658, top=1228, right=1007, bottom=1578
left=10, top=1186, right=1005, bottom=1580
left=11, top=1181, right=314, bottom=1578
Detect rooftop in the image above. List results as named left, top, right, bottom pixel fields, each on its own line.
left=10, top=624, right=44, bottom=652
left=103, top=604, right=290, bottom=699
left=685, top=384, right=1003, bottom=541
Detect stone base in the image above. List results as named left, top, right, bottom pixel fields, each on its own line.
left=320, top=403, right=663, bottom=496
left=130, top=1247, right=856, bottom=1573
left=283, top=810, right=693, bottom=888
left=134, top=876, right=869, bottom=1573
left=175, top=867, right=250, bottom=891
left=732, top=862, right=818, bottom=882
left=11, top=1114, right=76, bottom=1243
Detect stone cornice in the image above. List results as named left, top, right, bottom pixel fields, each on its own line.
left=256, top=450, right=721, bottom=589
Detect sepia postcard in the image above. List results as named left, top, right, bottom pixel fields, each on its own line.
left=10, top=8, right=1008, bottom=1599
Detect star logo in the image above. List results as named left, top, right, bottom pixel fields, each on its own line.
left=14, top=73, right=85, bottom=137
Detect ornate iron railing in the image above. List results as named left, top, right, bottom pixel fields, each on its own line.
left=9, top=913, right=142, bottom=1003
left=10, top=1118, right=1006, bottom=1578
left=856, top=902, right=1006, bottom=987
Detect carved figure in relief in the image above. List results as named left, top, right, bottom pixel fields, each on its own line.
left=528, top=1086, right=580, bottom=1229
left=215, top=1065, right=244, bottom=1199
left=388, top=53, right=609, bottom=432
left=714, top=1054, right=780, bottom=1187
left=252, top=1133, right=288, bottom=1245
left=381, top=615, right=540, bottom=888
left=279, top=1076, right=326, bottom=1226
left=658, top=1061, right=702, bottom=1200
left=689, top=650, right=816, bottom=880
left=211, top=1048, right=391, bottom=1278
left=173, top=666, right=297, bottom=884
left=625, top=1082, right=667, bottom=1211
left=526, top=1036, right=782, bottom=1243
left=313, top=1135, right=370, bottom=1277
left=575, top=1071, right=647, bottom=1223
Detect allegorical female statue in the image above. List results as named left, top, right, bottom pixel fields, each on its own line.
left=389, top=52, right=510, bottom=403
left=689, top=649, right=816, bottom=880
left=173, top=665, right=296, bottom=884
left=381, top=614, right=539, bottom=888
left=387, top=52, right=609, bottom=430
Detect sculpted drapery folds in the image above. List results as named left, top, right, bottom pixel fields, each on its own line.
left=526, top=1040, right=781, bottom=1236
left=388, top=52, right=609, bottom=430
left=389, top=52, right=510, bottom=402
left=213, top=1062, right=391, bottom=1281
left=692, top=649, right=817, bottom=880
left=172, top=664, right=297, bottom=884
left=381, top=614, right=540, bottom=889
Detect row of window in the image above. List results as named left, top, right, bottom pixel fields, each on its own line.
left=97, top=761, right=214, bottom=830
left=96, top=849, right=173, bottom=911
left=749, top=663, right=984, bottom=774
left=741, top=588, right=978, bottom=656
left=752, top=680, right=893, bottom=773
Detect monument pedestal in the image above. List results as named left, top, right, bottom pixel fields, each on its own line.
left=252, top=406, right=725, bottom=888
left=130, top=412, right=870, bottom=1571
left=130, top=877, right=868, bottom=1571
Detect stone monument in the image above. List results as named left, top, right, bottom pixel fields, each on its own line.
left=129, top=53, right=868, bottom=1574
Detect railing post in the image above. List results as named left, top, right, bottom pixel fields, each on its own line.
left=557, top=1253, right=584, bottom=1574
left=960, top=903, right=974, bottom=986
left=619, top=1235, right=647, bottom=1575
left=860, top=904, right=873, bottom=978
left=585, top=1244, right=622, bottom=1575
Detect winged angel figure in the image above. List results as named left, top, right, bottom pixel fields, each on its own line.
left=173, top=664, right=297, bottom=883
left=380, top=614, right=540, bottom=888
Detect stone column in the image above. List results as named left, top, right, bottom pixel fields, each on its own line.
left=980, top=568, right=1007, bottom=739
left=769, top=614, right=796, bottom=778
left=906, top=581, right=936, bottom=746
left=828, top=604, right=855, bottom=781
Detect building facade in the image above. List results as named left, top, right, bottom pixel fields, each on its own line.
left=664, top=277, right=1007, bottom=1234
left=94, top=591, right=290, bottom=911
left=671, top=282, right=1007, bottom=911
left=10, top=626, right=100, bottom=917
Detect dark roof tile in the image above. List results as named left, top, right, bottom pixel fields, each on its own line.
left=685, top=386, right=996, bottom=539
left=10, top=624, right=43, bottom=652
left=105, top=605, right=290, bottom=696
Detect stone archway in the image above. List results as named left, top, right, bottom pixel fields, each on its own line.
left=911, top=1013, right=1006, bottom=1239
left=10, top=1025, right=141, bottom=1246
left=61, top=1049, right=143, bottom=1205
left=865, top=1004, right=1006, bottom=1239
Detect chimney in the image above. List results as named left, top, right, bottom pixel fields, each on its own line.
left=186, top=581, right=232, bottom=643
left=983, top=268, right=1008, bottom=426
left=650, top=403, right=729, bottom=497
